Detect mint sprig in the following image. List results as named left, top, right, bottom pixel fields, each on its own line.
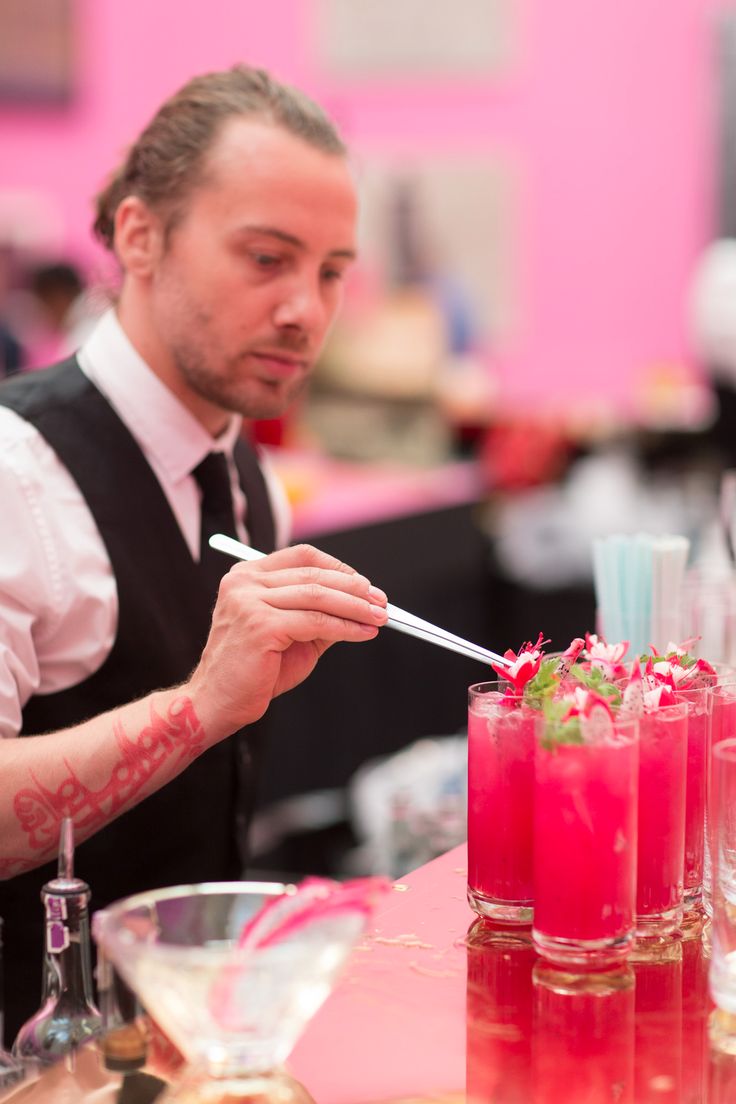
left=565, top=664, right=622, bottom=704
left=523, top=658, right=562, bottom=708
left=538, top=697, right=585, bottom=749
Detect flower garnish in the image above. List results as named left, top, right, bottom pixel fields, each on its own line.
left=643, top=683, right=678, bottom=708
left=555, top=637, right=586, bottom=683
left=621, top=660, right=644, bottom=716
left=645, top=648, right=717, bottom=691
left=540, top=686, right=615, bottom=747
left=583, top=633, right=630, bottom=681
left=561, top=687, right=615, bottom=724
left=492, top=633, right=548, bottom=696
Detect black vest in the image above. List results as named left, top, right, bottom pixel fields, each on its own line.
left=0, top=358, right=276, bottom=1039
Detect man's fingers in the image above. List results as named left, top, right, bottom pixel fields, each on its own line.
left=262, top=583, right=388, bottom=625
left=231, top=563, right=387, bottom=606
left=271, top=609, right=383, bottom=644
left=248, top=543, right=362, bottom=580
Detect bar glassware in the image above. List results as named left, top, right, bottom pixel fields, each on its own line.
left=636, top=702, right=688, bottom=937
left=93, top=879, right=387, bottom=1101
left=467, top=681, right=535, bottom=924
left=705, top=683, right=736, bottom=918
left=532, top=712, right=639, bottom=969
left=675, top=685, right=709, bottom=916
left=709, top=737, right=736, bottom=1021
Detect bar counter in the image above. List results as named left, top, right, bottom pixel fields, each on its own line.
left=3, top=844, right=735, bottom=1103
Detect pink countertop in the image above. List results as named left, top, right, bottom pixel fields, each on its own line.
left=289, top=844, right=722, bottom=1104
left=267, top=451, right=485, bottom=540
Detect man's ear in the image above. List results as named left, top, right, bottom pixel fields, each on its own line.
left=113, top=196, right=164, bottom=277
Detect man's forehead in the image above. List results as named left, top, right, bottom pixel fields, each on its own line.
left=205, top=115, right=346, bottom=179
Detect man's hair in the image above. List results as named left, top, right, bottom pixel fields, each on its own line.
left=93, top=65, right=346, bottom=252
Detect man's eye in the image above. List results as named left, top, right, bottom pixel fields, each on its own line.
left=252, top=254, right=280, bottom=268
left=321, top=267, right=344, bottom=282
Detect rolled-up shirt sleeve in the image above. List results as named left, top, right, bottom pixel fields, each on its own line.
left=0, top=408, right=117, bottom=738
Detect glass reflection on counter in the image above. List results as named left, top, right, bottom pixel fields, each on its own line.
left=631, top=939, right=683, bottom=1103
left=466, top=919, right=535, bottom=1104
left=531, top=963, right=635, bottom=1104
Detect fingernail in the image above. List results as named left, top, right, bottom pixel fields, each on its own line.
left=371, top=605, right=388, bottom=621
left=368, top=585, right=387, bottom=603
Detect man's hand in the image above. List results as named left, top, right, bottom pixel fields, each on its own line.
left=187, top=544, right=388, bottom=740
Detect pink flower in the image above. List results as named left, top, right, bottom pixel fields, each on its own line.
left=643, top=657, right=678, bottom=701
left=643, top=682, right=678, bottom=708
left=583, top=633, right=629, bottom=680
left=562, top=686, right=615, bottom=722
left=492, top=632, right=547, bottom=695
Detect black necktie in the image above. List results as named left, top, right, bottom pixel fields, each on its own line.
left=193, top=451, right=237, bottom=584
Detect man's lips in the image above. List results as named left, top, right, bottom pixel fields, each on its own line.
left=250, top=351, right=308, bottom=381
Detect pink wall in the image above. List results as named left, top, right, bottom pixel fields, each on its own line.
left=0, top=0, right=730, bottom=410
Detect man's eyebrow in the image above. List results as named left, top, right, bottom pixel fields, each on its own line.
left=234, top=224, right=357, bottom=260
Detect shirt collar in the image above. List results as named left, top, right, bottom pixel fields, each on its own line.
left=76, top=308, right=242, bottom=483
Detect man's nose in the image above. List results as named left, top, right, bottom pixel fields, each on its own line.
left=272, top=277, right=328, bottom=334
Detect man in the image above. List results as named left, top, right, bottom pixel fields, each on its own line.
left=0, top=65, right=387, bottom=1038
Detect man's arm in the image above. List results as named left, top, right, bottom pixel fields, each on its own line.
left=0, top=544, right=387, bottom=876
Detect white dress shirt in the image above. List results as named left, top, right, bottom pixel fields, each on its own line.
left=0, top=309, right=290, bottom=739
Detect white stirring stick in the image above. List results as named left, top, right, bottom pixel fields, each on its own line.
left=209, top=533, right=511, bottom=669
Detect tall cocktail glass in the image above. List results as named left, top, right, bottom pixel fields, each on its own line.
left=467, top=682, right=535, bottom=924
left=533, top=713, right=639, bottom=969
left=705, top=683, right=736, bottom=919
left=675, top=685, right=709, bottom=916
left=709, top=738, right=736, bottom=1022
left=93, top=879, right=387, bottom=1101
left=636, top=702, right=688, bottom=937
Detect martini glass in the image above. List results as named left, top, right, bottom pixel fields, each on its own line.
left=93, top=878, right=388, bottom=1101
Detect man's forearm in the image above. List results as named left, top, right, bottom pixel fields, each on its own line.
left=0, top=544, right=388, bottom=879
left=0, top=689, right=209, bottom=877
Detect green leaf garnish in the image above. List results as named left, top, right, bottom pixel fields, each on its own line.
left=538, top=697, right=586, bottom=749
left=566, top=664, right=622, bottom=704
left=523, top=657, right=561, bottom=709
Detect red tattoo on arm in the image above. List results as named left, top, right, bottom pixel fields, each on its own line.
left=13, top=696, right=205, bottom=854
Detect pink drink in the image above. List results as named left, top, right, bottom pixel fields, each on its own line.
left=636, top=704, right=687, bottom=934
left=467, top=683, right=535, bottom=924
left=533, top=721, right=638, bottom=968
left=704, top=683, right=736, bottom=918
left=676, top=687, right=708, bottom=911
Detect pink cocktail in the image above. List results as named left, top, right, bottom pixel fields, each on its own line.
left=636, top=703, right=687, bottom=935
left=533, top=715, right=639, bottom=968
left=704, top=683, right=736, bottom=918
left=675, top=686, right=708, bottom=914
left=467, top=682, right=535, bottom=924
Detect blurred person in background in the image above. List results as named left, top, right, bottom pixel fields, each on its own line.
left=0, top=243, right=25, bottom=379
left=24, top=260, right=100, bottom=368
left=0, top=63, right=387, bottom=1039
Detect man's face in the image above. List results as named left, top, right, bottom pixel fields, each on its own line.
left=147, top=118, right=358, bottom=423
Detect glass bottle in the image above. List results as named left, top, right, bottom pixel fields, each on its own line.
left=12, top=818, right=102, bottom=1066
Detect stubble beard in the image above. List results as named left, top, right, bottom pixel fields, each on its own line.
left=173, top=343, right=310, bottom=420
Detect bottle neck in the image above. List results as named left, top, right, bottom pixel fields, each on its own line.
left=41, top=887, right=97, bottom=1010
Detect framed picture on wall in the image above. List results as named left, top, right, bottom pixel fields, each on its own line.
left=0, top=0, right=75, bottom=105
left=316, top=0, right=514, bottom=78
